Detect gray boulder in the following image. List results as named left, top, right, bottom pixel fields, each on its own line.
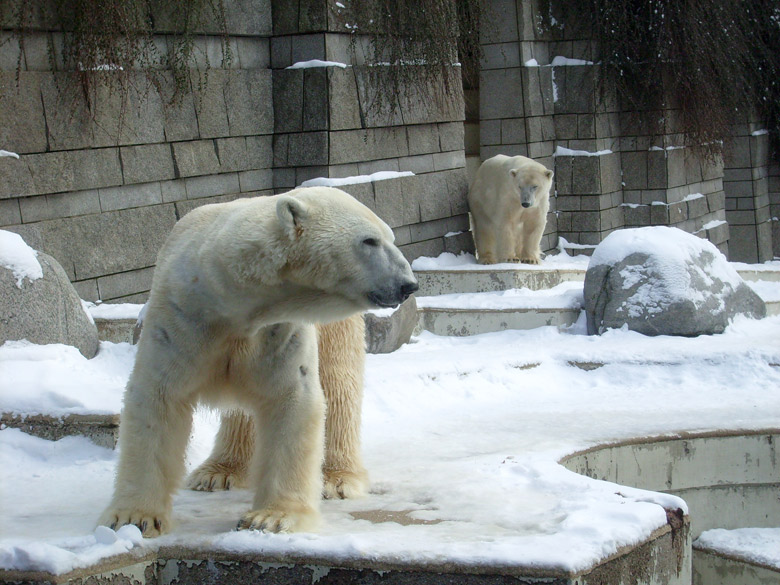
left=1, top=248, right=99, bottom=358
left=584, top=227, right=766, bottom=336
left=364, top=295, right=418, bottom=353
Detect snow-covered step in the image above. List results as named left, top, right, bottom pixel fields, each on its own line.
left=415, top=282, right=583, bottom=336
left=411, top=252, right=589, bottom=297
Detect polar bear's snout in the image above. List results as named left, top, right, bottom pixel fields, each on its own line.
left=367, top=275, right=418, bottom=308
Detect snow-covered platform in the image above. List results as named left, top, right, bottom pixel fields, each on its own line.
left=3, top=253, right=780, bottom=585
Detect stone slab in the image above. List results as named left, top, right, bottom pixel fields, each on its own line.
left=0, top=413, right=120, bottom=449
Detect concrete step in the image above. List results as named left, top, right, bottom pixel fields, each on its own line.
left=413, top=264, right=780, bottom=337
left=415, top=282, right=584, bottom=336
left=414, top=261, right=780, bottom=297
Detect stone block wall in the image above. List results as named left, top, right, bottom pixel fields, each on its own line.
left=475, top=0, right=776, bottom=260
left=0, top=0, right=471, bottom=302
left=723, top=120, right=774, bottom=262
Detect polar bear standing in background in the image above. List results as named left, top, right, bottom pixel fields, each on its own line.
left=467, top=154, right=554, bottom=264
left=99, top=187, right=417, bottom=536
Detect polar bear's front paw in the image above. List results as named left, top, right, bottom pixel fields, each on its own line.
left=98, top=508, right=169, bottom=538
left=236, top=503, right=319, bottom=533
left=520, top=256, right=540, bottom=265
left=187, top=461, right=247, bottom=492
left=323, top=468, right=369, bottom=499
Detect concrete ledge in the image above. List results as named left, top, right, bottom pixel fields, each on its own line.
left=692, top=546, right=780, bottom=585
left=416, top=306, right=581, bottom=336
left=0, top=413, right=120, bottom=449
left=0, top=520, right=689, bottom=585
left=559, top=429, right=780, bottom=539
left=414, top=265, right=778, bottom=297
left=414, top=267, right=586, bottom=296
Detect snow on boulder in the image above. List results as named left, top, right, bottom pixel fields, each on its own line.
left=583, top=227, right=766, bottom=336
left=0, top=230, right=99, bottom=358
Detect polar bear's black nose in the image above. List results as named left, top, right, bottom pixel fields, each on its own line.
left=521, top=202, right=531, bottom=208
left=400, top=281, right=418, bottom=301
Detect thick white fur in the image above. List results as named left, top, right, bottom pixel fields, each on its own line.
left=187, top=314, right=369, bottom=499
left=468, top=154, right=554, bottom=264
left=99, top=187, right=413, bottom=536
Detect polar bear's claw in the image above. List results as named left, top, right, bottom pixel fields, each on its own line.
left=187, top=463, right=247, bottom=492
left=236, top=505, right=318, bottom=533
left=323, top=469, right=369, bottom=500
left=99, top=509, right=168, bottom=537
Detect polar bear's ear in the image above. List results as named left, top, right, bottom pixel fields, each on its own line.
left=277, top=196, right=309, bottom=239
left=509, top=169, right=518, bottom=178
left=545, top=169, right=554, bottom=179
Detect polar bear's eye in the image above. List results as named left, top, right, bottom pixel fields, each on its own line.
left=363, top=238, right=379, bottom=247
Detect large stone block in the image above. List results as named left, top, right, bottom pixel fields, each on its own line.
left=173, top=140, right=221, bottom=177
left=0, top=71, right=47, bottom=154
left=39, top=73, right=94, bottom=151
left=97, top=266, right=155, bottom=301
left=225, top=69, right=274, bottom=136
left=225, top=0, right=272, bottom=36
left=329, top=128, right=407, bottom=165
left=328, top=67, right=361, bottom=131
left=19, top=190, right=101, bottom=223
left=480, top=68, right=524, bottom=120
left=90, top=75, right=166, bottom=147
left=0, top=199, right=21, bottom=226
left=184, top=173, right=241, bottom=200
left=158, top=75, right=200, bottom=142
left=7, top=203, right=176, bottom=282
left=571, top=155, right=601, bottom=194
left=373, top=178, right=405, bottom=228
left=193, top=71, right=231, bottom=139
left=481, top=0, right=519, bottom=44
left=273, top=70, right=304, bottom=132
left=481, top=42, right=521, bottom=70
left=99, top=182, right=163, bottom=212
left=121, top=143, right=176, bottom=184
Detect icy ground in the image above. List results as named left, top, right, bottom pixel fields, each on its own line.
left=1, top=245, right=779, bottom=575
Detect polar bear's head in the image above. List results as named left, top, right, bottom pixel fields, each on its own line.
left=509, top=164, right=553, bottom=209
left=276, top=187, right=417, bottom=314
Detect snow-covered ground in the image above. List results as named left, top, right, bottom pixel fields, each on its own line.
left=1, top=236, right=779, bottom=577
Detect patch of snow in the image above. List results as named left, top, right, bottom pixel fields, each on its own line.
left=286, top=60, right=348, bottom=69
left=649, top=145, right=685, bottom=151
left=551, top=56, right=594, bottom=66
left=745, top=279, right=780, bottom=303
left=696, top=220, right=727, bottom=233
left=750, top=129, right=769, bottom=136
left=410, top=251, right=590, bottom=271
left=696, top=528, right=780, bottom=569
left=554, top=146, right=613, bottom=157
left=0, top=340, right=134, bottom=417
left=415, top=281, right=583, bottom=310
left=0, top=230, right=43, bottom=288
left=300, top=171, right=414, bottom=188
left=0, top=150, right=20, bottom=159
left=524, top=59, right=539, bottom=67
left=86, top=303, right=145, bottom=321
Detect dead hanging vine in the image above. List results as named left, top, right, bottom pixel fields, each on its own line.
left=332, top=0, right=482, bottom=116
left=542, top=0, right=780, bottom=157
left=2, top=0, right=232, bottom=122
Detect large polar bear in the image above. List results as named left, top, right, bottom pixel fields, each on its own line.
left=467, top=154, right=554, bottom=264
left=187, top=314, right=369, bottom=500
left=99, top=187, right=417, bottom=536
